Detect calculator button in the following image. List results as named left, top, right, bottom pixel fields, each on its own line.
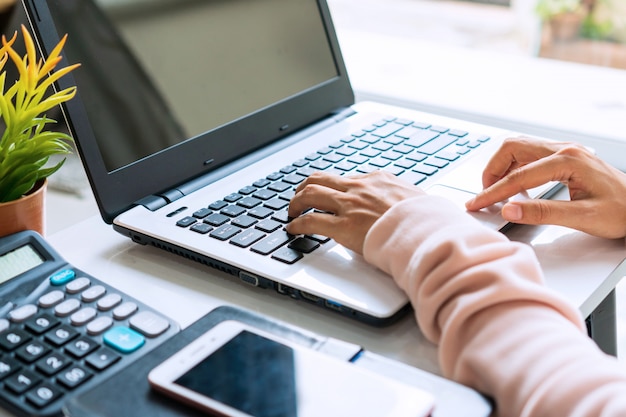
left=129, top=311, right=170, bottom=338
left=86, top=316, right=114, bottom=336
left=70, top=307, right=97, bottom=326
left=0, top=329, right=31, bottom=351
left=65, top=336, right=99, bottom=359
left=25, top=383, right=63, bottom=408
left=38, top=290, right=65, bottom=308
left=0, top=356, right=20, bottom=380
left=4, top=369, right=41, bottom=394
left=45, top=325, right=79, bottom=347
left=112, top=302, right=137, bottom=320
left=9, top=304, right=38, bottom=323
left=25, top=314, right=60, bottom=335
left=56, top=365, right=92, bottom=389
left=16, top=341, right=49, bottom=363
left=85, top=347, right=121, bottom=370
left=0, top=319, right=9, bottom=333
left=49, top=269, right=75, bottom=286
left=65, top=277, right=91, bottom=294
left=97, top=293, right=122, bottom=311
left=35, top=352, right=71, bottom=376
left=55, top=299, right=81, bottom=317
left=103, top=327, right=145, bottom=353
left=81, top=285, right=106, bottom=303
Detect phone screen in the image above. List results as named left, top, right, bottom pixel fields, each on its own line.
left=174, top=330, right=297, bottom=417
left=150, top=322, right=435, bottom=417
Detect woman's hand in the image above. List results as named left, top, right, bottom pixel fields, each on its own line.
left=465, top=136, right=626, bottom=239
left=286, top=170, right=425, bottom=253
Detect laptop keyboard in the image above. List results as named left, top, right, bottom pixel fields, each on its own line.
left=175, top=115, right=490, bottom=264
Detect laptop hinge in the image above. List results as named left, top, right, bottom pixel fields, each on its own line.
left=135, top=194, right=171, bottom=211
left=331, top=107, right=356, bottom=122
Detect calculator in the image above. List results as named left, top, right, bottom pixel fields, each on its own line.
left=0, top=230, right=180, bottom=417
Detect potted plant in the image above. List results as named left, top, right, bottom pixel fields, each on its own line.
left=0, top=24, right=79, bottom=237
left=535, top=0, right=586, bottom=41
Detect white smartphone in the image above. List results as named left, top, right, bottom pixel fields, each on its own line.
left=148, top=320, right=435, bottom=417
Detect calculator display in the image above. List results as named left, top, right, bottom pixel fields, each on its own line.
left=0, top=244, right=45, bottom=284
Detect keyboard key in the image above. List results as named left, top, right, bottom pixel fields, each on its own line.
left=253, top=189, right=277, bottom=200
left=264, top=198, right=289, bottom=211
left=103, top=327, right=144, bottom=354
left=190, top=223, right=213, bottom=234
left=25, top=383, right=63, bottom=408
left=65, top=336, right=99, bottom=359
left=86, top=316, right=114, bottom=335
left=35, top=352, right=71, bottom=376
left=248, top=206, right=274, bottom=219
left=253, top=178, right=271, bottom=187
left=81, top=285, right=106, bottom=303
left=192, top=207, right=212, bottom=218
left=231, top=215, right=258, bottom=229
left=56, top=365, right=93, bottom=389
left=0, top=329, right=31, bottom=351
left=230, top=229, right=266, bottom=248
left=70, top=307, right=97, bottom=326
left=256, top=219, right=282, bottom=233
left=268, top=181, right=291, bottom=193
left=4, top=369, right=41, bottom=394
left=238, top=185, right=257, bottom=195
left=9, top=304, right=38, bottom=323
left=282, top=174, right=306, bottom=185
left=129, top=311, right=171, bottom=338
left=97, top=293, right=122, bottom=311
left=397, top=170, right=427, bottom=186
left=271, top=210, right=290, bottom=223
left=412, top=164, right=439, bottom=175
left=221, top=205, right=246, bottom=218
left=112, top=302, right=138, bottom=320
left=86, top=346, right=122, bottom=369
left=65, top=277, right=91, bottom=294
left=38, top=291, right=65, bottom=308
left=208, top=200, right=228, bottom=210
left=0, top=356, right=20, bottom=381
left=237, top=196, right=262, bottom=209
left=416, top=133, right=457, bottom=155
left=204, top=213, right=230, bottom=226
left=16, top=341, right=49, bottom=363
left=288, top=237, right=320, bottom=254
left=271, top=247, right=304, bottom=264
left=251, top=230, right=294, bottom=255
left=210, top=224, right=242, bottom=241
left=176, top=216, right=196, bottom=228
left=223, top=193, right=242, bottom=203
left=45, top=325, right=79, bottom=347
left=25, top=314, right=59, bottom=335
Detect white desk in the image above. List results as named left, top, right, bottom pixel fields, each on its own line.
left=48, top=185, right=626, bottom=377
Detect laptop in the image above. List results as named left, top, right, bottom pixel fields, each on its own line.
left=22, top=0, right=559, bottom=326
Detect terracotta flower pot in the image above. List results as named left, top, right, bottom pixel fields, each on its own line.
left=0, top=179, right=47, bottom=238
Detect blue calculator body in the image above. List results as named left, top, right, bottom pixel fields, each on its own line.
left=0, top=230, right=180, bottom=416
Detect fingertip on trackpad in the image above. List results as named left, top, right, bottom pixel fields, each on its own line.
left=426, top=184, right=476, bottom=207
left=426, top=184, right=506, bottom=229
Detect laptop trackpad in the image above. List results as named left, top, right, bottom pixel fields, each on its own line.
left=426, top=184, right=507, bottom=230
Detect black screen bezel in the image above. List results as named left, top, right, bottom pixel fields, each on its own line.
left=21, top=0, right=355, bottom=223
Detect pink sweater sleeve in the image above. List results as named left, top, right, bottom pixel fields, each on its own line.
left=363, top=195, right=626, bottom=417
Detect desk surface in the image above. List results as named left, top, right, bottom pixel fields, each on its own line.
left=48, top=185, right=626, bottom=377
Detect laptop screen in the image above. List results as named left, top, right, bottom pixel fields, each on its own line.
left=48, top=0, right=339, bottom=172
left=24, top=0, right=353, bottom=221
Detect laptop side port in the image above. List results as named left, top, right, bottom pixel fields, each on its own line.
left=239, top=271, right=259, bottom=286
left=300, top=291, right=321, bottom=304
left=325, top=299, right=343, bottom=312
left=276, top=283, right=299, bottom=299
